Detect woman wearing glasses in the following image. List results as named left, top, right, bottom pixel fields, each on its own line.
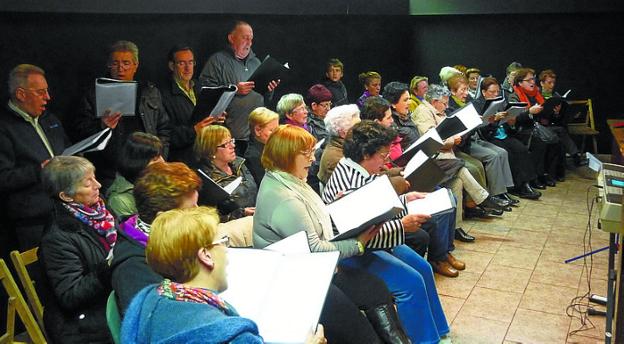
left=194, top=125, right=258, bottom=223
left=122, top=206, right=328, bottom=344
left=508, top=68, right=565, bottom=188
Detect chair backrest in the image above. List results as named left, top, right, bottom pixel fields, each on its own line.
left=9, top=248, right=44, bottom=332
left=106, top=291, right=121, bottom=344
left=0, top=259, right=46, bottom=344
left=567, top=99, right=597, bottom=130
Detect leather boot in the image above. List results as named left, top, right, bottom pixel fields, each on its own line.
left=365, top=304, right=412, bottom=344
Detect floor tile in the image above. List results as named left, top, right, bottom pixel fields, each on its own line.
left=506, top=308, right=571, bottom=343
left=541, top=241, right=589, bottom=265
left=519, top=282, right=578, bottom=315
left=477, top=264, right=532, bottom=293
left=531, top=260, right=583, bottom=289
left=456, top=233, right=504, bottom=254
left=439, top=295, right=464, bottom=324
left=450, top=312, right=509, bottom=344
left=504, top=229, right=549, bottom=250
left=435, top=271, right=481, bottom=299
left=451, top=249, right=493, bottom=274
left=490, top=244, right=541, bottom=270
left=567, top=333, right=604, bottom=343
left=459, top=286, right=522, bottom=323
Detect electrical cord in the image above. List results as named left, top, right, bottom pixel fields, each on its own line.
left=566, top=184, right=600, bottom=336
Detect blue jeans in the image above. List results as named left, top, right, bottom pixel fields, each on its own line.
left=431, top=208, right=456, bottom=253
left=340, top=245, right=449, bottom=344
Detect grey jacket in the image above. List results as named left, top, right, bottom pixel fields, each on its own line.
left=199, top=48, right=264, bottom=141
left=253, top=171, right=360, bottom=258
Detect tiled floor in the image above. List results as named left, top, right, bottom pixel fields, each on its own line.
left=438, top=170, right=614, bottom=344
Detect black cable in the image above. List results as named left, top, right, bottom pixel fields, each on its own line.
left=566, top=184, right=600, bottom=336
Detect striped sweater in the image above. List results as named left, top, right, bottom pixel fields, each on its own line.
left=322, top=158, right=406, bottom=249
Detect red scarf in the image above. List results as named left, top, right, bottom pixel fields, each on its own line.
left=513, top=85, right=544, bottom=107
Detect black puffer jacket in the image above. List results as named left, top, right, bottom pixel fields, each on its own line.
left=39, top=201, right=112, bottom=344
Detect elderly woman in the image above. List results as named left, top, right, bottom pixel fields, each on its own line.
left=305, top=84, right=333, bottom=142
left=106, top=132, right=164, bottom=219
left=466, top=67, right=481, bottom=99
left=356, top=71, right=382, bottom=108
left=277, top=93, right=309, bottom=131
left=111, top=161, right=203, bottom=315
left=122, top=207, right=327, bottom=343
left=318, top=104, right=361, bottom=185
left=255, top=124, right=449, bottom=343
left=39, top=156, right=115, bottom=343
left=476, top=77, right=541, bottom=199
left=195, top=125, right=257, bottom=221
left=244, top=107, right=279, bottom=185
left=509, top=68, right=565, bottom=188
left=408, top=75, right=428, bottom=112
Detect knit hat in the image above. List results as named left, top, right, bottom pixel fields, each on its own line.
left=306, top=84, right=333, bottom=104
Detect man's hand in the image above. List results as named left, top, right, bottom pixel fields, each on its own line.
left=405, top=191, right=428, bottom=202
left=529, top=104, right=543, bottom=115
left=101, top=110, right=122, bottom=129
left=268, top=79, right=280, bottom=92
left=401, top=214, right=431, bottom=232
left=553, top=104, right=562, bottom=115
left=237, top=81, right=255, bottom=95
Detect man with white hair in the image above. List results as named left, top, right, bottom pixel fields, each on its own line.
left=0, top=64, right=69, bottom=250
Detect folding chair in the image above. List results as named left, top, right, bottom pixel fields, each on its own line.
left=567, top=98, right=599, bottom=153
left=106, top=291, right=121, bottom=344
left=9, top=248, right=45, bottom=333
left=0, top=259, right=46, bottom=344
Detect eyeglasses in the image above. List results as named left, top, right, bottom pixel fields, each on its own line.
left=291, top=105, right=307, bottom=114
left=521, top=78, right=536, bottom=83
left=21, top=87, right=49, bottom=97
left=300, top=149, right=315, bottom=160
left=216, top=138, right=236, bottom=149
left=317, top=102, right=332, bottom=109
left=378, top=150, right=391, bottom=161
left=108, top=61, right=135, bottom=70
left=175, top=60, right=196, bottom=67
left=211, top=235, right=230, bottom=248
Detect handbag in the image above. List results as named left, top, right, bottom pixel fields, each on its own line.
left=531, top=122, right=559, bottom=144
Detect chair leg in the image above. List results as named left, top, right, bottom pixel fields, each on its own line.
left=580, top=136, right=587, bottom=153
left=592, top=136, right=598, bottom=154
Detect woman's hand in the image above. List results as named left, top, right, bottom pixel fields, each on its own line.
left=405, top=191, right=427, bottom=202
left=529, top=104, right=543, bottom=115
left=357, top=224, right=382, bottom=245
left=494, top=111, right=507, bottom=121
left=101, top=110, right=122, bottom=129
left=243, top=207, right=255, bottom=216
left=305, top=324, right=327, bottom=344
left=401, top=214, right=430, bottom=232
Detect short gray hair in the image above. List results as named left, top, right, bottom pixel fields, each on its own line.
left=8, top=64, right=45, bottom=99
left=324, top=104, right=360, bottom=137
left=426, top=84, right=451, bottom=102
left=276, top=93, right=304, bottom=118
left=109, top=40, right=139, bottom=64
left=42, top=156, right=95, bottom=199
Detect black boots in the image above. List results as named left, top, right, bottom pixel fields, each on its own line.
left=365, top=304, right=412, bottom=344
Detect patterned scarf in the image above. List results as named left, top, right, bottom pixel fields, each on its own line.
left=513, top=85, right=545, bottom=106
left=61, top=198, right=117, bottom=247
left=157, top=279, right=233, bottom=315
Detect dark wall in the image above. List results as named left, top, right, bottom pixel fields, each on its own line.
left=410, top=12, right=624, bottom=152
left=0, top=11, right=621, bottom=152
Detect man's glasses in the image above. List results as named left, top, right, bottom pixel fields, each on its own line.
left=211, top=235, right=230, bottom=248
left=108, top=61, right=135, bottom=70
left=216, top=138, right=236, bottom=149
left=21, top=88, right=49, bottom=97
left=175, top=60, right=196, bottom=67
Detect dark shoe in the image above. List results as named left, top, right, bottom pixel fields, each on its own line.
left=530, top=179, right=546, bottom=190
left=502, top=193, right=520, bottom=206
left=365, top=304, right=411, bottom=344
left=573, top=153, right=589, bottom=167
left=486, top=208, right=504, bottom=216
left=447, top=253, right=466, bottom=270
left=464, top=206, right=487, bottom=219
left=540, top=174, right=556, bottom=187
left=454, top=227, right=475, bottom=242
left=491, top=195, right=512, bottom=207
left=431, top=260, right=459, bottom=277
left=513, top=182, right=541, bottom=200
left=480, top=196, right=505, bottom=211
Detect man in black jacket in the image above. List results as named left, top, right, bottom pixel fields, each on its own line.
left=74, top=40, right=171, bottom=191
left=0, top=64, right=69, bottom=250
left=161, top=44, right=224, bottom=164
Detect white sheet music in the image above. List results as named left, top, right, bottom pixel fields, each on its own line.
left=452, top=103, right=483, bottom=137
left=265, top=231, right=310, bottom=254
left=407, top=188, right=455, bottom=216
left=403, top=150, right=429, bottom=178
left=95, top=78, right=137, bottom=117
left=223, top=176, right=243, bottom=194
left=62, top=128, right=112, bottom=156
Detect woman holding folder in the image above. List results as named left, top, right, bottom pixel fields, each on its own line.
left=254, top=124, right=445, bottom=344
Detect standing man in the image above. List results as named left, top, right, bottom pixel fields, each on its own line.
left=75, top=40, right=171, bottom=190
left=199, top=20, right=278, bottom=156
left=0, top=64, right=69, bottom=250
left=161, top=44, right=224, bottom=163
